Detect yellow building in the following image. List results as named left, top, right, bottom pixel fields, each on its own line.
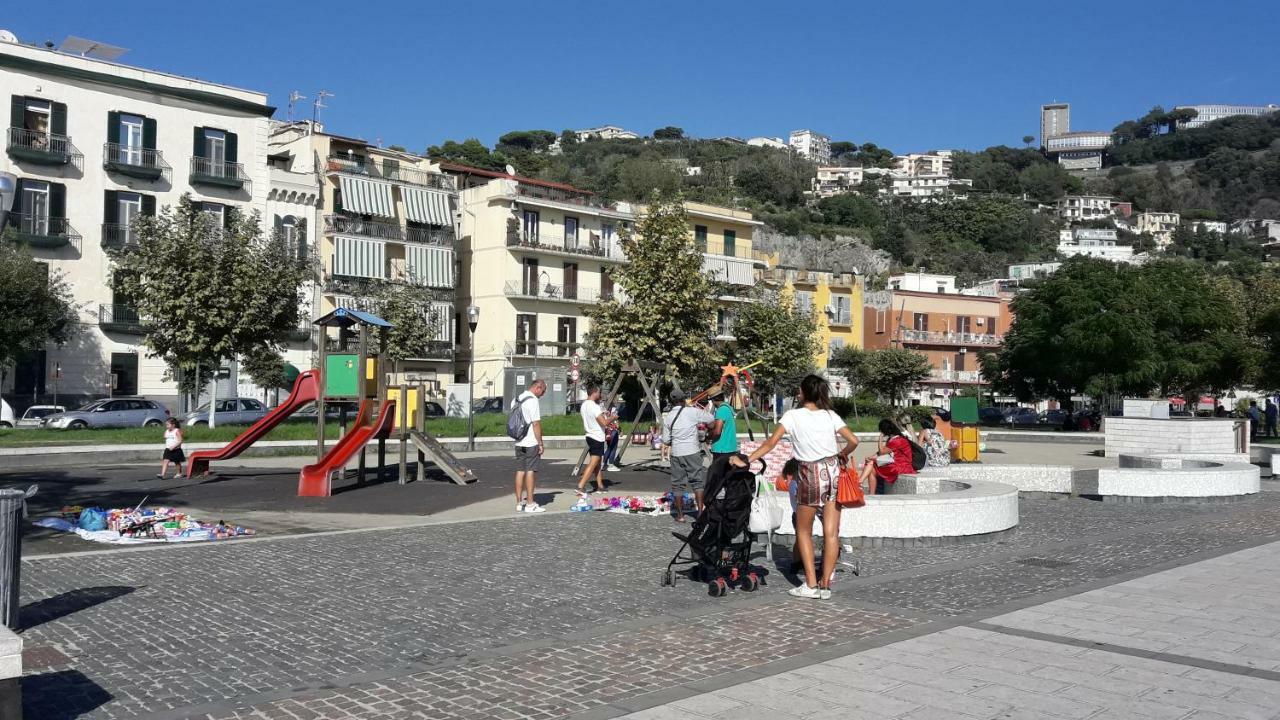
left=681, top=202, right=764, bottom=340
left=761, top=263, right=864, bottom=390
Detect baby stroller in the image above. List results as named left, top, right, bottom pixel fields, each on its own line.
left=662, top=454, right=763, bottom=597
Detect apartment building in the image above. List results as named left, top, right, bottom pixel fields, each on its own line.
left=1057, top=228, right=1138, bottom=263
left=1057, top=195, right=1119, bottom=222
left=1232, top=218, right=1280, bottom=242
left=0, top=34, right=273, bottom=410
left=1173, top=104, right=1279, bottom=129
left=864, top=279, right=1012, bottom=407
left=1134, top=210, right=1180, bottom=247
left=574, top=125, right=638, bottom=141
left=810, top=166, right=892, bottom=198
left=1040, top=103, right=1070, bottom=147
left=268, top=124, right=460, bottom=389
left=894, top=151, right=953, bottom=177
left=1187, top=219, right=1228, bottom=235
left=1044, top=131, right=1112, bottom=171
left=789, top=129, right=831, bottom=164
left=746, top=136, right=787, bottom=150
left=885, top=175, right=972, bottom=201
left=1008, top=261, right=1063, bottom=281
left=760, top=265, right=863, bottom=372
left=889, top=272, right=957, bottom=294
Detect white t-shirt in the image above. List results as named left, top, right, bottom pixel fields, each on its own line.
left=581, top=399, right=606, bottom=441
left=164, top=428, right=181, bottom=450
left=779, top=407, right=847, bottom=462
left=513, top=391, right=542, bottom=447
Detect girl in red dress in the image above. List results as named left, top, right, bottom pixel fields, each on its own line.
left=859, top=418, right=914, bottom=494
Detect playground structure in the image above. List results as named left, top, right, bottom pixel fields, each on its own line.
left=187, top=307, right=474, bottom=497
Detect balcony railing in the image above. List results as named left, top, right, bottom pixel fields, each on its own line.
left=510, top=181, right=601, bottom=209
left=190, top=157, right=249, bottom=189
left=828, top=311, right=853, bottom=326
left=506, top=228, right=626, bottom=262
left=99, top=304, right=144, bottom=334
left=413, top=341, right=455, bottom=360
left=325, top=155, right=456, bottom=191
left=326, top=214, right=404, bottom=241
left=388, top=259, right=455, bottom=290
left=929, top=370, right=983, bottom=383
left=503, top=281, right=613, bottom=304
left=901, top=329, right=1003, bottom=347
left=9, top=214, right=80, bottom=249
left=7, top=127, right=81, bottom=165
left=322, top=274, right=454, bottom=301
left=504, top=340, right=581, bottom=359
left=103, top=143, right=169, bottom=180
left=100, top=223, right=138, bottom=251
left=405, top=225, right=455, bottom=246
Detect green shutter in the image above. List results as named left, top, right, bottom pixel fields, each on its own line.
left=104, top=190, right=118, bottom=224
left=8, top=179, right=20, bottom=216
left=10, top=95, right=24, bottom=129
left=142, top=117, right=156, bottom=150
left=192, top=126, right=205, bottom=158
left=107, top=111, right=120, bottom=144
left=141, top=194, right=155, bottom=216
left=225, top=131, right=237, bottom=163
left=49, top=183, right=66, bottom=220
left=51, top=102, right=67, bottom=136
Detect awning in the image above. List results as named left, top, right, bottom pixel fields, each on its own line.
left=702, top=255, right=729, bottom=281
left=332, top=236, right=386, bottom=279
left=724, top=257, right=755, bottom=286
left=404, top=245, right=454, bottom=288
left=338, top=175, right=395, bottom=217
left=402, top=186, right=453, bottom=226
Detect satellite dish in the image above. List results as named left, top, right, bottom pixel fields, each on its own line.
left=0, top=30, right=17, bottom=44
left=504, top=164, right=516, bottom=177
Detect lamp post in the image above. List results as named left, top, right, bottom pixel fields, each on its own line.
left=466, top=305, right=480, bottom=451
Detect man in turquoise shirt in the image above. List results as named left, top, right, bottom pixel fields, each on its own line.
left=710, top=398, right=738, bottom=461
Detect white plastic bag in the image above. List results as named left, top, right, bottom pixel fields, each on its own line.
left=748, top=479, right=782, bottom=533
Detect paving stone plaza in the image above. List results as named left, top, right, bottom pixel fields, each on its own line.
left=8, top=442, right=1280, bottom=719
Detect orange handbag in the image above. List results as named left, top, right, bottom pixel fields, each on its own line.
left=837, top=466, right=865, bottom=507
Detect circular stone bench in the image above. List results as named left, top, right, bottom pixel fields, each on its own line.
left=1079, top=454, right=1261, bottom=500
left=765, top=475, right=1018, bottom=545
left=919, top=464, right=1075, bottom=496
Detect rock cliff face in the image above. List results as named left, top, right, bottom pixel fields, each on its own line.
left=753, top=227, right=892, bottom=278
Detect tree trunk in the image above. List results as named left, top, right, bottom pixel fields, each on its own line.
left=207, top=370, right=217, bottom=429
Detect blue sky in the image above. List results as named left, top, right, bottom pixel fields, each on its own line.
left=11, top=1, right=1280, bottom=154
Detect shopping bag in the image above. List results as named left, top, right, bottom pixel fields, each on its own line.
left=837, top=467, right=865, bottom=508
left=748, top=479, right=781, bottom=533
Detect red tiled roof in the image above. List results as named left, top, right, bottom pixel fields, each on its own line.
left=434, top=161, right=593, bottom=195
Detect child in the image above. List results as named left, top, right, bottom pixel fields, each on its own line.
left=157, top=417, right=186, bottom=480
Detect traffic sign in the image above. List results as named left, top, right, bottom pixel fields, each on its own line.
left=569, top=368, right=580, bottom=381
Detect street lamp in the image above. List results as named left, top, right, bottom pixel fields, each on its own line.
left=466, top=305, right=480, bottom=451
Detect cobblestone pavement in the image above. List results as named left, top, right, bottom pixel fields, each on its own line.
left=18, top=489, right=1280, bottom=719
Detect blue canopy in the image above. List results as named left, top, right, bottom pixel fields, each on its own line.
left=313, top=307, right=394, bottom=329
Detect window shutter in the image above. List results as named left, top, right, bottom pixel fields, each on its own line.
left=50, top=183, right=66, bottom=220
left=225, top=131, right=237, bottom=163
left=9, top=179, right=21, bottom=215
left=142, top=117, right=157, bottom=150
left=192, top=127, right=205, bottom=158
left=107, top=111, right=120, bottom=145
left=104, top=190, right=118, bottom=224
left=141, top=194, right=156, bottom=216
left=51, top=102, right=67, bottom=136
left=273, top=214, right=283, bottom=236
left=224, top=206, right=235, bottom=230
left=10, top=95, right=24, bottom=129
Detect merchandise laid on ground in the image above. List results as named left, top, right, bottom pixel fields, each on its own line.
left=34, top=506, right=255, bottom=545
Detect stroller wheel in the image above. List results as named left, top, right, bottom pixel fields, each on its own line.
left=741, top=572, right=759, bottom=592
left=707, top=578, right=727, bottom=598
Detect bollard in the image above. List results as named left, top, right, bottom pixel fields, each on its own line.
left=0, top=486, right=35, bottom=630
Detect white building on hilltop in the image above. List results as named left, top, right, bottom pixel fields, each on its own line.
left=1057, top=228, right=1138, bottom=263
left=1174, top=104, right=1279, bottom=129
left=894, top=151, right=953, bottom=177
left=888, top=272, right=957, bottom=294
left=1135, top=211, right=1180, bottom=247
left=1008, top=261, right=1063, bottom=281
left=1057, top=195, right=1120, bottom=222
left=810, top=166, right=893, bottom=198
left=789, top=129, right=831, bottom=164
left=574, top=126, right=638, bottom=141
left=1044, top=131, right=1112, bottom=170
left=747, top=136, right=787, bottom=149
left=885, top=175, right=972, bottom=201
left=0, top=32, right=273, bottom=412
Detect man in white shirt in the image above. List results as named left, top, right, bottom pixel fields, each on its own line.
left=662, top=388, right=717, bottom=522
left=576, top=384, right=615, bottom=497
left=512, top=379, right=547, bottom=513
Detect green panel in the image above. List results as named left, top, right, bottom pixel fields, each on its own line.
left=950, top=396, right=979, bottom=424
left=324, top=353, right=360, bottom=397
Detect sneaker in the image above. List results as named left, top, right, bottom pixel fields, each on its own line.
left=516, top=503, right=525, bottom=514
left=607, top=465, right=622, bottom=472
left=817, top=587, right=833, bottom=600
left=524, top=503, right=546, bottom=513
left=155, top=473, right=164, bottom=479
left=788, top=584, right=822, bottom=599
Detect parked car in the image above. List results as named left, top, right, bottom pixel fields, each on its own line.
left=0, top=399, right=13, bottom=428
left=290, top=400, right=360, bottom=422
left=473, top=397, right=505, bottom=414
left=42, top=398, right=170, bottom=429
left=978, top=406, right=1006, bottom=426
left=181, top=397, right=269, bottom=427
left=1039, top=409, right=1070, bottom=427
left=1005, top=407, right=1041, bottom=426
left=16, top=405, right=66, bottom=428
left=423, top=401, right=445, bottom=418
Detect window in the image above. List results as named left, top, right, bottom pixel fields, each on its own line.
left=556, top=317, right=577, bottom=356
left=201, top=202, right=226, bottom=228
left=795, top=290, right=813, bottom=316
left=936, top=283, right=947, bottom=294
left=515, top=314, right=537, bottom=355
left=563, top=262, right=578, bottom=299
left=829, top=337, right=846, bottom=359
left=20, top=180, right=49, bottom=235
left=694, top=225, right=708, bottom=251
left=110, top=353, right=139, bottom=396
left=601, top=270, right=614, bottom=301
left=987, top=317, right=998, bottom=335
left=954, top=352, right=967, bottom=371
left=832, top=295, right=850, bottom=324
left=913, top=312, right=928, bottom=331
left=204, top=128, right=226, bottom=176
left=601, top=223, right=616, bottom=254
left=119, top=113, right=144, bottom=164
left=522, top=258, right=539, bottom=296
left=522, top=210, right=540, bottom=241
left=22, top=98, right=50, bottom=138
left=956, top=316, right=971, bottom=334
left=723, top=229, right=736, bottom=257
left=118, top=191, right=142, bottom=245
left=240, top=399, right=264, bottom=411
left=564, top=216, right=579, bottom=249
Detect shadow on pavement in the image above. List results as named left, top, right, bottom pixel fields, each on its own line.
left=22, top=670, right=112, bottom=720
left=20, top=586, right=137, bottom=631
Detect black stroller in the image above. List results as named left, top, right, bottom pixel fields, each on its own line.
left=662, top=454, right=763, bottom=597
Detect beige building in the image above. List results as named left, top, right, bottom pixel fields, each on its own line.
left=1135, top=210, right=1180, bottom=247
left=1057, top=195, right=1119, bottom=222
left=894, top=151, right=953, bottom=177
left=810, top=166, right=892, bottom=198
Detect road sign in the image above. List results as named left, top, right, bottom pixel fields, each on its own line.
left=569, top=368, right=580, bottom=381
left=570, top=354, right=580, bottom=368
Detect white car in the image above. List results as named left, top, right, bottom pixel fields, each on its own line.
left=17, top=405, right=66, bottom=428
left=0, top=399, right=13, bottom=428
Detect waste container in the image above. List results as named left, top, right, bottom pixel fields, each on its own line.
left=0, top=486, right=35, bottom=630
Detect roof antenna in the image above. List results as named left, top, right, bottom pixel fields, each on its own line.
left=287, top=90, right=306, bottom=122
left=313, top=90, right=334, bottom=125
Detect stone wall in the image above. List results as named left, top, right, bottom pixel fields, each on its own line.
left=922, top=464, right=1075, bottom=495
left=1104, top=417, right=1241, bottom=457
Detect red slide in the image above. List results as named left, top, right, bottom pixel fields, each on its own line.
left=297, top=399, right=396, bottom=497
left=186, top=369, right=321, bottom=477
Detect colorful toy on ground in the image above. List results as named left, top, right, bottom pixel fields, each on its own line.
left=37, top=507, right=254, bottom=544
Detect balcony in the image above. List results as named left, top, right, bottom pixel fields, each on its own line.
left=510, top=181, right=602, bottom=209
left=325, top=155, right=456, bottom=191
left=506, top=227, right=626, bottom=263
left=503, top=281, right=614, bottom=305
left=322, top=274, right=454, bottom=300
left=504, top=340, right=581, bottom=359
left=827, top=311, right=853, bottom=327
left=413, top=341, right=455, bottom=361
left=900, top=329, right=1003, bottom=347
left=405, top=225, right=454, bottom=246
left=326, top=214, right=404, bottom=241
left=99, top=304, right=144, bottom=334
left=928, top=369, right=983, bottom=384
left=7, top=128, right=81, bottom=166
left=388, top=259, right=455, bottom=290
left=286, top=323, right=313, bottom=343
left=190, top=157, right=249, bottom=189
left=9, top=214, right=80, bottom=249
left=100, top=223, right=139, bottom=251
left=103, top=143, right=169, bottom=180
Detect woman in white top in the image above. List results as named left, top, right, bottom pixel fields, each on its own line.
left=732, top=375, right=858, bottom=600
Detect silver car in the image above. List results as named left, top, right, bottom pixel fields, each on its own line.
left=182, top=397, right=268, bottom=427
left=16, top=405, right=66, bottom=428
left=43, top=398, right=170, bottom=430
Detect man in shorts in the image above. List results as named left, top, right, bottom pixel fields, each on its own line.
left=512, top=379, right=547, bottom=513
left=662, top=388, right=715, bottom=523
left=577, top=384, right=614, bottom=496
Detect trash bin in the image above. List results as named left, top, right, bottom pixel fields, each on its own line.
left=0, top=486, right=35, bottom=630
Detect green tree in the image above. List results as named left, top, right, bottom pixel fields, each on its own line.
left=730, top=292, right=819, bottom=397
left=1018, top=162, right=1083, bottom=201
left=818, top=193, right=883, bottom=229
left=113, top=195, right=311, bottom=425
left=583, top=193, right=717, bottom=386
left=1022, top=135, right=1035, bottom=147
left=653, top=126, right=685, bottom=140
left=828, top=345, right=870, bottom=415
left=239, top=345, right=288, bottom=401
left=426, top=138, right=504, bottom=170
left=0, top=233, right=78, bottom=387
left=373, top=283, right=445, bottom=365
left=862, top=348, right=932, bottom=407
left=496, top=130, right=557, bottom=153
left=616, top=159, right=683, bottom=199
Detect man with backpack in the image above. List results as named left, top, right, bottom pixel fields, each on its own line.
left=509, top=379, right=547, bottom=513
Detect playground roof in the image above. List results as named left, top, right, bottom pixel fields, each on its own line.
left=314, top=307, right=394, bottom=329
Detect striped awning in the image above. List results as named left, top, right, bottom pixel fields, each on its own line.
left=429, top=301, right=454, bottom=342
left=332, top=236, right=387, bottom=279
left=402, top=187, right=453, bottom=226
left=338, top=176, right=395, bottom=218
left=405, top=245, right=454, bottom=288
left=724, top=257, right=755, bottom=286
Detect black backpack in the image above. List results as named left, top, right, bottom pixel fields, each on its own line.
left=904, top=434, right=927, bottom=471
